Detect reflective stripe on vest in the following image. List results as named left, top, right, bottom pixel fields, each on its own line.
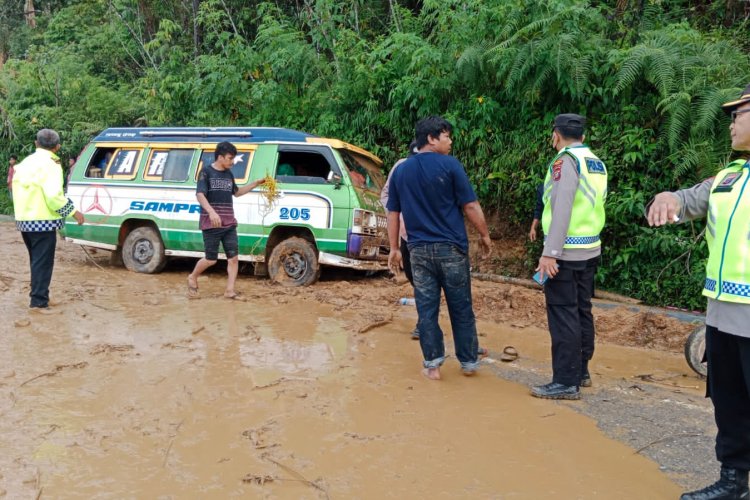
left=703, top=159, right=750, bottom=304
left=541, top=146, right=607, bottom=250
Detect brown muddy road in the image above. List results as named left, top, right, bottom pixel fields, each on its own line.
left=0, top=222, right=715, bottom=499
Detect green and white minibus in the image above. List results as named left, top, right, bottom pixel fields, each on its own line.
left=62, top=127, right=388, bottom=286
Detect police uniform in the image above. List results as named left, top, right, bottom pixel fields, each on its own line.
left=13, top=147, right=76, bottom=309
left=653, top=84, right=750, bottom=500
left=540, top=115, right=607, bottom=390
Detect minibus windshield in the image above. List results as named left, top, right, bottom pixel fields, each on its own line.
left=337, top=149, right=384, bottom=193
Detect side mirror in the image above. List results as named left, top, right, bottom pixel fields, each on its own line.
left=327, top=171, right=343, bottom=188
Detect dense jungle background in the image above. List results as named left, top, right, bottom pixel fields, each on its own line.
left=1, top=0, right=749, bottom=309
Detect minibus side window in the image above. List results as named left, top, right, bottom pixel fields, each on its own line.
left=145, top=149, right=195, bottom=182
left=86, top=147, right=116, bottom=178
left=196, top=150, right=252, bottom=183
left=275, top=151, right=333, bottom=184
left=105, top=149, right=141, bottom=180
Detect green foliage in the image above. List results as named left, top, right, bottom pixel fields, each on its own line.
left=612, top=24, right=746, bottom=179
left=1, top=0, right=749, bottom=309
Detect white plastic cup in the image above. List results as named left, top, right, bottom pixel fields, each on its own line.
left=399, top=297, right=416, bottom=306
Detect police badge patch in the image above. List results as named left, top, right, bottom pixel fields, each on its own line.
left=552, top=159, right=563, bottom=181
left=713, top=172, right=743, bottom=193
left=585, top=157, right=605, bottom=174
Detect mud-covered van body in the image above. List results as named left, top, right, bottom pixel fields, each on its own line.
left=62, top=127, right=388, bottom=286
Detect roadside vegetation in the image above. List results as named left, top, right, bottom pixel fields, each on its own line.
left=1, top=0, right=748, bottom=309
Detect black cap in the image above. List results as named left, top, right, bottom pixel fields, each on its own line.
left=721, top=83, right=750, bottom=115
left=553, top=113, right=586, bottom=129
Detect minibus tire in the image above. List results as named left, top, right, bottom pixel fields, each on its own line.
left=684, top=324, right=707, bottom=378
left=268, top=237, right=321, bottom=286
left=121, top=226, right=166, bottom=274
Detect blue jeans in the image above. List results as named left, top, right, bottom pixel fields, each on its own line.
left=410, top=243, right=479, bottom=370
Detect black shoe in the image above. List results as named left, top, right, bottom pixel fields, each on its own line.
left=581, top=360, right=592, bottom=387
left=581, top=371, right=592, bottom=388
left=680, top=467, right=749, bottom=499
left=530, top=382, right=580, bottom=400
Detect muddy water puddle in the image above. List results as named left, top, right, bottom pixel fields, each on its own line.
left=0, top=228, right=691, bottom=498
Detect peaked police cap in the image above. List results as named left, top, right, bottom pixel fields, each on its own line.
left=721, top=83, right=750, bottom=114
left=553, top=113, right=586, bottom=129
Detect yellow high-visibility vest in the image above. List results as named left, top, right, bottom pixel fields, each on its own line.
left=542, top=146, right=607, bottom=250
left=703, top=159, right=750, bottom=304
left=12, top=148, right=72, bottom=222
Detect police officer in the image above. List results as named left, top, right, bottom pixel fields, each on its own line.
left=13, top=129, right=85, bottom=312
left=647, top=84, right=750, bottom=500
left=531, top=114, right=607, bottom=400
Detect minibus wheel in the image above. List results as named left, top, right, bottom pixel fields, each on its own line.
left=684, top=324, right=707, bottom=378
left=268, top=237, right=321, bottom=286
left=122, top=226, right=166, bottom=274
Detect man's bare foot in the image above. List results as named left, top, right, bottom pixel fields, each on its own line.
left=187, top=276, right=199, bottom=299
left=421, top=367, right=441, bottom=380
left=224, top=291, right=245, bottom=301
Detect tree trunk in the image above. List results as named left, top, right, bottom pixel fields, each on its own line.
left=24, top=0, right=36, bottom=28
left=137, top=0, right=156, bottom=39
left=193, top=0, right=201, bottom=57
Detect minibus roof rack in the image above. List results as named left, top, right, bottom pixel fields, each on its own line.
left=140, top=130, right=253, bottom=137
left=94, top=127, right=315, bottom=143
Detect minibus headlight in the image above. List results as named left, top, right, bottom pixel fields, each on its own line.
left=352, top=208, right=378, bottom=235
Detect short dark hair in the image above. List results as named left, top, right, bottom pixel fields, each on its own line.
left=10, top=155, right=17, bottom=161
left=215, top=141, right=237, bottom=160
left=554, top=126, right=584, bottom=141
left=36, top=129, right=61, bottom=150
left=415, top=116, right=453, bottom=149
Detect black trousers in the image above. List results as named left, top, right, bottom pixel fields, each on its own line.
left=401, top=237, right=413, bottom=286
left=21, top=231, right=57, bottom=308
left=706, top=325, right=750, bottom=470
left=543, top=256, right=599, bottom=387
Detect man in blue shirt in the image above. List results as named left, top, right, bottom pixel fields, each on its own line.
left=387, top=116, right=492, bottom=380
left=528, top=183, right=545, bottom=241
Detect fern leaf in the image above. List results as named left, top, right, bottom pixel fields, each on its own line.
left=572, top=53, right=591, bottom=96
left=693, top=88, right=734, bottom=135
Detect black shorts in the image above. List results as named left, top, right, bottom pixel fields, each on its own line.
left=202, top=226, right=239, bottom=260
